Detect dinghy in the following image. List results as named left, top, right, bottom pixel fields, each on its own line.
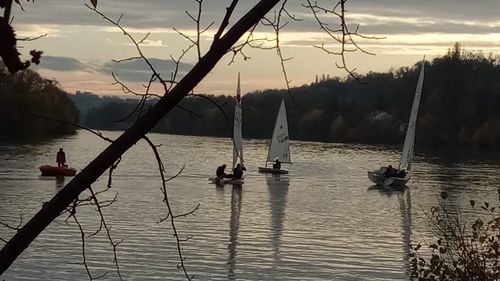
left=39, top=165, right=76, bottom=177
left=368, top=60, right=425, bottom=188
left=258, top=99, right=291, bottom=174
left=209, top=74, right=245, bottom=185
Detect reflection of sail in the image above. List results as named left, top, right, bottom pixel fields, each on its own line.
left=266, top=175, right=290, bottom=264
left=398, top=189, right=413, bottom=275
left=227, top=185, right=242, bottom=280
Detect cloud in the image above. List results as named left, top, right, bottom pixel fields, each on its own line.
left=125, top=39, right=165, bottom=48
left=11, top=1, right=234, bottom=29
left=100, top=58, right=194, bottom=82
left=36, top=56, right=86, bottom=71
left=35, top=55, right=194, bottom=83
left=11, top=1, right=500, bottom=52
left=11, top=1, right=497, bottom=32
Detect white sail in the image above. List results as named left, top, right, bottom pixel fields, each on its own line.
left=232, top=73, right=244, bottom=169
left=399, top=61, right=425, bottom=171
left=266, top=100, right=291, bottom=164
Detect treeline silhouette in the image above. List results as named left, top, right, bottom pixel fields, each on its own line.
left=81, top=45, right=499, bottom=150
left=0, top=64, right=78, bottom=137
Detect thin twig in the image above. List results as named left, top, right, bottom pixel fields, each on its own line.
left=143, top=136, right=194, bottom=280
left=88, top=186, right=123, bottom=280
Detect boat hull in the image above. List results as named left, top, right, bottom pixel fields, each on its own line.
left=208, top=177, right=244, bottom=185
left=368, top=62, right=423, bottom=190
left=383, top=176, right=410, bottom=187
left=367, top=170, right=384, bottom=184
left=39, top=165, right=76, bottom=177
left=367, top=169, right=409, bottom=188
left=258, top=167, right=289, bottom=174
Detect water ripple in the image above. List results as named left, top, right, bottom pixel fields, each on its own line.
left=1, top=131, right=499, bottom=280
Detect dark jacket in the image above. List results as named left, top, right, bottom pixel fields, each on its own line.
left=56, top=151, right=66, bottom=164
left=233, top=165, right=246, bottom=179
left=216, top=165, right=226, bottom=177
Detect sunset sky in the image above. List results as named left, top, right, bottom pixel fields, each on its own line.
left=10, top=0, right=500, bottom=96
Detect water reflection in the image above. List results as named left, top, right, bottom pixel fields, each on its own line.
left=367, top=186, right=413, bottom=276
left=367, top=184, right=407, bottom=194
left=266, top=175, right=290, bottom=266
left=227, top=184, right=242, bottom=280
left=417, top=145, right=500, bottom=166
left=55, top=176, right=65, bottom=189
left=2, top=131, right=499, bottom=280
left=399, top=189, right=413, bottom=276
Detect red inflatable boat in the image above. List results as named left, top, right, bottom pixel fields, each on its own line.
left=39, top=165, right=77, bottom=177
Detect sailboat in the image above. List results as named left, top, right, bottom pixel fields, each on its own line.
left=209, top=73, right=244, bottom=185
left=258, top=99, right=291, bottom=174
left=368, top=60, right=425, bottom=187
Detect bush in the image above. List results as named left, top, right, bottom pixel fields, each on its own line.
left=410, top=191, right=500, bottom=280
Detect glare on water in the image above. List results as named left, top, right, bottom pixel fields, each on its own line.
left=1, top=130, right=499, bottom=280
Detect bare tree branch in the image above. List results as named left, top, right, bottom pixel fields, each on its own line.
left=182, top=0, right=215, bottom=60
left=260, top=0, right=302, bottom=106
left=0, top=0, right=352, bottom=277
left=213, top=0, right=239, bottom=43
left=143, top=136, right=194, bottom=280
left=17, top=33, right=47, bottom=41
left=3, top=0, right=14, bottom=21
left=69, top=212, right=109, bottom=280
left=87, top=5, right=169, bottom=93
left=88, top=186, right=123, bottom=280
left=303, top=0, right=383, bottom=82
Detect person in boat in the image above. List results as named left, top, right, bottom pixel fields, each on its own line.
left=383, top=165, right=396, bottom=178
left=216, top=164, right=230, bottom=178
left=56, top=148, right=66, bottom=167
left=396, top=169, right=407, bottom=178
left=231, top=163, right=246, bottom=179
left=273, top=158, right=281, bottom=170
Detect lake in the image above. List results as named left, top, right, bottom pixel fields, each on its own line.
left=1, top=130, right=500, bottom=280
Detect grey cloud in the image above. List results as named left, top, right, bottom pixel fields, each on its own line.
left=12, top=1, right=256, bottom=30
left=12, top=0, right=500, bottom=32
left=100, top=58, right=194, bottom=82
left=350, top=1, right=500, bottom=22
left=11, top=0, right=500, bottom=52
left=36, top=56, right=86, bottom=71
left=356, top=22, right=500, bottom=36
left=34, top=55, right=195, bottom=82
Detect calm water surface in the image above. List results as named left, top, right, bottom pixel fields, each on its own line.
left=1, top=130, right=500, bottom=280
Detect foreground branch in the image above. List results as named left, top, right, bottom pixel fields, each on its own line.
left=0, top=0, right=282, bottom=274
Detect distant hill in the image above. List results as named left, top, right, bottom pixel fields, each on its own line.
left=68, top=91, right=130, bottom=122
left=77, top=46, right=500, bottom=150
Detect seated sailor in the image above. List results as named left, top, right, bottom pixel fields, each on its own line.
left=272, top=159, right=281, bottom=170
